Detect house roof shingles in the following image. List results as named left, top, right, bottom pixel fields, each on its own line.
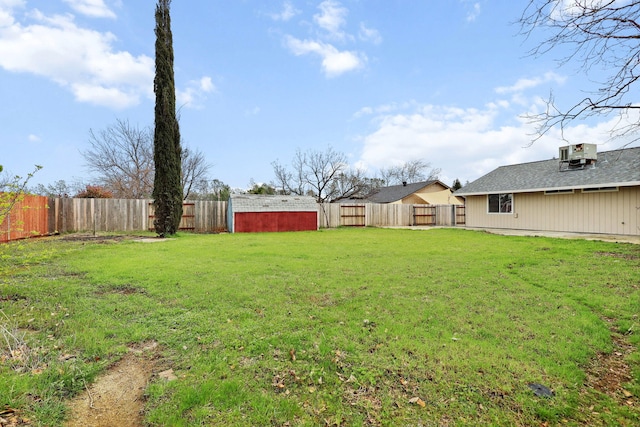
left=364, top=180, right=438, bottom=203
left=456, top=147, right=640, bottom=196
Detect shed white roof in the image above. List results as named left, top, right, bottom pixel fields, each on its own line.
left=229, top=195, right=318, bottom=212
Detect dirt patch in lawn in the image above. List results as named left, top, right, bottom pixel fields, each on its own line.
left=58, top=234, right=134, bottom=243
left=64, top=341, right=163, bottom=427
left=57, top=233, right=170, bottom=244
left=585, top=333, right=635, bottom=403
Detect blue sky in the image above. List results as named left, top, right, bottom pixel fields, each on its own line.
left=1, top=0, right=638, bottom=190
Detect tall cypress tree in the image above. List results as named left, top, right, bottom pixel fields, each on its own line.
left=153, top=0, right=182, bottom=236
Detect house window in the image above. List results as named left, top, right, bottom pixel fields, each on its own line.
left=582, top=186, right=618, bottom=193
left=488, top=193, right=512, bottom=213
left=545, top=189, right=574, bottom=195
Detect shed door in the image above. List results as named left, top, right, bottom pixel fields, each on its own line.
left=234, top=212, right=317, bottom=232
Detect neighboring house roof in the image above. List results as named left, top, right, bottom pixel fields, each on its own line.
left=229, top=194, right=317, bottom=212
left=364, top=180, right=438, bottom=203
left=456, top=147, right=640, bottom=196
left=354, top=180, right=463, bottom=205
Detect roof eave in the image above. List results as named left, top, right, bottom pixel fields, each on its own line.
left=456, top=180, right=640, bottom=196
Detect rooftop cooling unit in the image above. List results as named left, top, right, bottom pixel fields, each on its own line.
left=559, top=143, right=597, bottom=171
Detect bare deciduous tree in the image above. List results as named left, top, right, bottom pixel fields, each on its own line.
left=32, top=180, right=79, bottom=198
left=187, top=178, right=231, bottom=201
left=82, top=119, right=211, bottom=199
left=273, top=149, right=442, bottom=201
left=378, top=159, right=440, bottom=185
left=328, top=169, right=381, bottom=202
left=272, top=160, right=295, bottom=195
left=272, top=146, right=360, bottom=202
left=83, top=119, right=154, bottom=199
left=181, top=147, right=210, bottom=200
left=519, top=0, right=640, bottom=144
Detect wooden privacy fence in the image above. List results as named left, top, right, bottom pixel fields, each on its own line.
left=455, top=205, right=466, bottom=225
left=0, top=194, right=49, bottom=243
left=413, top=205, right=436, bottom=226
left=52, top=198, right=227, bottom=234
left=319, top=203, right=464, bottom=228
left=1, top=197, right=465, bottom=241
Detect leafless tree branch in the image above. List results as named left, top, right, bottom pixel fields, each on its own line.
left=519, top=0, right=640, bottom=145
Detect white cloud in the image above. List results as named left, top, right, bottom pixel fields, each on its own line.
left=358, top=23, right=381, bottom=44
left=27, top=133, right=40, bottom=142
left=0, top=6, right=153, bottom=109
left=547, top=0, right=614, bottom=21
left=270, top=1, right=300, bottom=22
left=353, top=101, right=415, bottom=119
left=284, top=35, right=365, bottom=77
left=277, top=0, right=377, bottom=77
left=0, top=0, right=25, bottom=9
left=314, top=0, right=348, bottom=40
left=177, top=76, right=216, bottom=109
left=198, top=76, right=215, bottom=92
left=465, top=2, right=481, bottom=22
left=245, top=106, right=261, bottom=116
left=62, top=0, right=116, bottom=19
left=355, top=98, right=628, bottom=185
left=0, top=0, right=23, bottom=26
left=493, top=72, right=568, bottom=109
left=495, top=72, right=566, bottom=94
left=72, top=82, right=140, bottom=108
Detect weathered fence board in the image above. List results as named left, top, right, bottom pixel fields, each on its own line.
left=53, top=198, right=152, bottom=234
left=319, top=203, right=461, bottom=228
left=193, top=201, right=227, bottom=232
left=0, top=194, right=49, bottom=243
left=147, top=202, right=196, bottom=231
left=52, top=199, right=227, bottom=234
left=413, top=205, right=436, bottom=226
left=456, top=205, right=466, bottom=225
left=367, top=203, right=412, bottom=227
left=340, top=204, right=366, bottom=226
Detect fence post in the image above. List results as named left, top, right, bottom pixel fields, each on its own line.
left=92, top=198, right=96, bottom=236
left=451, top=205, right=455, bottom=227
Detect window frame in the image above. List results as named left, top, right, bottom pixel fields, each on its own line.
left=544, top=189, right=575, bottom=195
left=487, top=193, right=513, bottom=214
left=582, top=186, right=618, bottom=193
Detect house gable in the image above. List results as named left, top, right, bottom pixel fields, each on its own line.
left=365, top=180, right=462, bottom=204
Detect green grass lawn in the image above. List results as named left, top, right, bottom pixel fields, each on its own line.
left=1, top=228, right=639, bottom=426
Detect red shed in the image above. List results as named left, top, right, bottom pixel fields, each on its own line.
left=227, top=195, right=318, bottom=233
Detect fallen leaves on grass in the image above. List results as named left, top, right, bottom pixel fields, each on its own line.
left=0, top=406, right=30, bottom=426
left=408, top=397, right=426, bottom=407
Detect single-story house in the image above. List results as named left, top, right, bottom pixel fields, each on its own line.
left=455, top=145, right=640, bottom=236
left=227, top=194, right=318, bottom=233
left=361, top=180, right=464, bottom=205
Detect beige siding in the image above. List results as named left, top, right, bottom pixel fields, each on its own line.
left=397, top=194, right=423, bottom=205
left=464, top=186, right=640, bottom=235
